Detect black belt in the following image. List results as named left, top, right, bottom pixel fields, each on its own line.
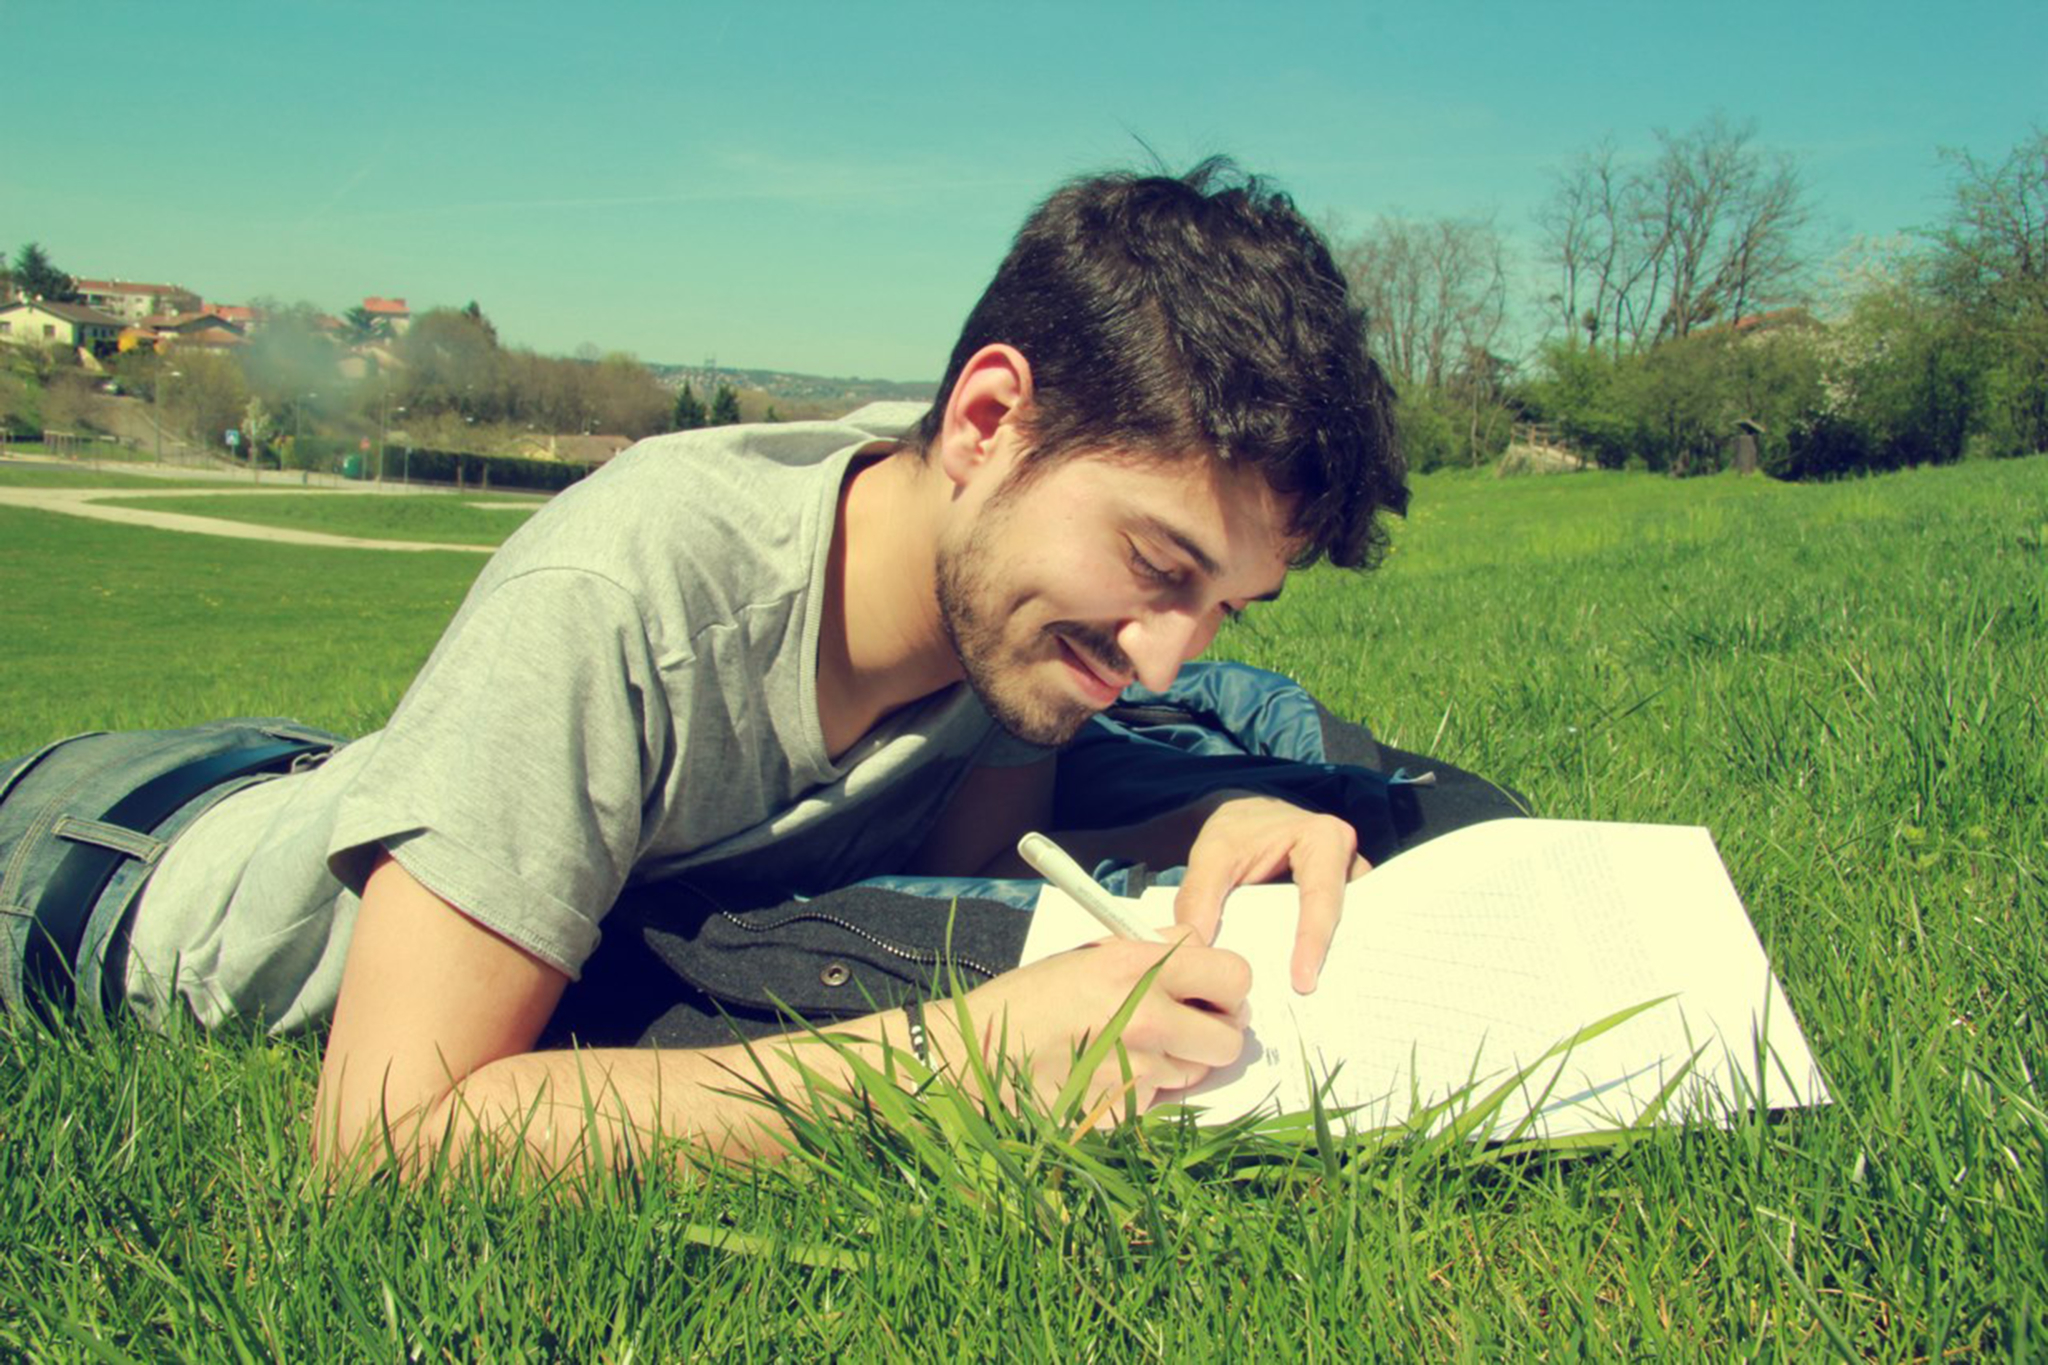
left=25, top=738, right=327, bottom=1014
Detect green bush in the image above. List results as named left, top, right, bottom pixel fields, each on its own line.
left=1393, top=388, right=1460, bottom=473
left=389, top=447, right=593, bottom=492
left=1519, top=343, right=1634, bottom=470
left=279, top=435, right=357, bottom=473
left=1392, top=382, right=1514, bottom=473
left=1771, top=411, right=1873, bottom=480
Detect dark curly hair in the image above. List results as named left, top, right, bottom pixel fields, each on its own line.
left=916, top=158, right=1407, bottom=569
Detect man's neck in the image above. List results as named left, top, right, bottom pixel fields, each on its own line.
left=815, top=450, right=960, bottom=759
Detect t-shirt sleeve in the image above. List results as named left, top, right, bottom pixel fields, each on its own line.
left=327, top=567, right=677, bottom=978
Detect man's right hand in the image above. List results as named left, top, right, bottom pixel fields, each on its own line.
left=949, top=928, right=1252, bottom=1117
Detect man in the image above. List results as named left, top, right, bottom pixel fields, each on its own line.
left=1, top=160, right=1407, bottom=1171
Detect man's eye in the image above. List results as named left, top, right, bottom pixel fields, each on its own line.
left=1127, top=545, right=1177, bottom=586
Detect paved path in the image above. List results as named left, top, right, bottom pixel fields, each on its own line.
left=0, top=485, right=495, bottom=554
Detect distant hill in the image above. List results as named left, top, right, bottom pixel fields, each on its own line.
left=648, top=363, right=935, bottom=420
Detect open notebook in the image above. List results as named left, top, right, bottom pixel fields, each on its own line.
left=1021, top=819, right=1831, bottom=1139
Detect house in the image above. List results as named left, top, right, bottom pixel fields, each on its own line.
left=0, top=299, right=127, bottom=352
left=144, top=310, right=248, bottom=343
left=72, top=279, right=202, bottom=322
left=362, top=296, right=411, bottom=335
left=147, top=311, right=248, bottom=339
left=204, top=303, right=260, bottom=331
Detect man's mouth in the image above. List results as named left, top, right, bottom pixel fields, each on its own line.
left=1055, top=634, right=1130, bottom=706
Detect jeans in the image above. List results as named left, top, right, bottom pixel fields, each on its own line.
left=0, top=719, right=340, bottom=1016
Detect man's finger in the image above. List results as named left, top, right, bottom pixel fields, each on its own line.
left=1286, top=823, right=1362, bottom=993
left=1172, top=850, right=1243, bottom=944
left=1289, top=861, right=1347, bottom=994
left=1164, top=940, right=1253, bottom=1009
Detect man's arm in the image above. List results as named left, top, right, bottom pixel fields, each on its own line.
left=312, top=852, right=1253, bottom=1176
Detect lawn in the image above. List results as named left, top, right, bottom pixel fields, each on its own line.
left=0, top=465, right=223, bottom=490
left=1, top=458, right=2043, bottom=1356
left=94, top=491, right=542, bottom=545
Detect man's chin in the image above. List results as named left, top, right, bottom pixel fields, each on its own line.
left=969, top=678, right=1098, bottom=749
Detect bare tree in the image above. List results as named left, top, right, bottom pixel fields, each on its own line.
left=1537, top=116, right=1812, bottom=355
left=1536, top=140, right=1624, bottom=345
left=1931, top=129, right=2047, bottom=319
left=1929, top=128, right=2048, bottom=452
left=1339, top=214, right=1508, bottom=388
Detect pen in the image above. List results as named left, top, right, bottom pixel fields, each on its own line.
left=1016, top=832, right=1156, bottom=941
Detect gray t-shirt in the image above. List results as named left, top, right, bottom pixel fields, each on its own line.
left=127, top=406, right=1040, bottom=1031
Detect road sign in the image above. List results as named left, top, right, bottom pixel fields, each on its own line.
left=225, top=429, right=241, bottom=448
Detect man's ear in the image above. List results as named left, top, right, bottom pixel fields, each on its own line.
left=935, top=344, right=1033, bottom=489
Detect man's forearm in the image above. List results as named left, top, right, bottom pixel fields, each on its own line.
left=342, top=1010, right=947, bottom=1178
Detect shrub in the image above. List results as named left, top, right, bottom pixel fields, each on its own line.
left=1772, top=411, right=1873, bottom=480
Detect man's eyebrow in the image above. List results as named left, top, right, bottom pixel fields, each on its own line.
left=1141, top=516, right=1223, bottom=577
left=1140, top=515, right=1285, bottom=601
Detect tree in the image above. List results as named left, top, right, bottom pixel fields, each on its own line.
left=38, top=370, right=93, bottom=436
left=341, top=305, right=390, bottom=346
left=585, top=351, right=671, bottom=437
left=1927, top=128, right=2048, bottom=454
left=395, top=307, right=507, bottom=420
left=708, top=383, right=741, bottom=426
left=1338, top=214, right=1507, bottom=390
left=0, top=362, right=31, bottom=436
left=1537, top=116, right=1812, bottom=355
left=241, top=396, right=275, bottom=465
left=1337, top=214, right=1511, bottom=467
left=1812, top=256, right=1978, bottom=472
left=165, top=351, right=249, bottom=453
left=10, top=242, right=78, bottom=303
left=671, top=382, right=707, bottom=430
left=461, top=300, right=499, bottom=346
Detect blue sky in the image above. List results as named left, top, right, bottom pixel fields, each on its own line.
left=9, top=0, right=2041, bottom=380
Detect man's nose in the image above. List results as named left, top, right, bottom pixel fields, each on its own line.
left=1119, top=609, right=1214, bottom=694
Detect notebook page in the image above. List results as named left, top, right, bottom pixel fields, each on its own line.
left=1021, top=819, right=1829, bottom=1137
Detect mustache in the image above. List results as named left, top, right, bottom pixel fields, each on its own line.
left=1053, top=622, right=1134, bottom=684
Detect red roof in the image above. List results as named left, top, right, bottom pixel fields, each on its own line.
left=362, top=296, right=410, bottom=316
left=206, top=304, right=257, bottom=324
left=1732, top=307, right=1816, bottom=333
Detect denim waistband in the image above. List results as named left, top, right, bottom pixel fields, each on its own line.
left=0, top=720, right=341, bottom=1017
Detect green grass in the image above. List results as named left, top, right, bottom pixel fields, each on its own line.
left=92, top=492, right=541, bottom=544
left=0, top=465, right=223, bottom=490
left=3, top=459, right=2045, bottom=1356
left=0, top=508, right=483, bottom=747
left=1, top=439, right=154, bottom=462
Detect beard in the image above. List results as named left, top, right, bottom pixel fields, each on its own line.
left=935, top=499, right=1135, bottom=748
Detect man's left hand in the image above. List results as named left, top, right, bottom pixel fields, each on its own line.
left=1172, top=793, right=1370, bottom=993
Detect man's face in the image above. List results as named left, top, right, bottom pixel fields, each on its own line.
left=936, top=445, right=1295, bottom=746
